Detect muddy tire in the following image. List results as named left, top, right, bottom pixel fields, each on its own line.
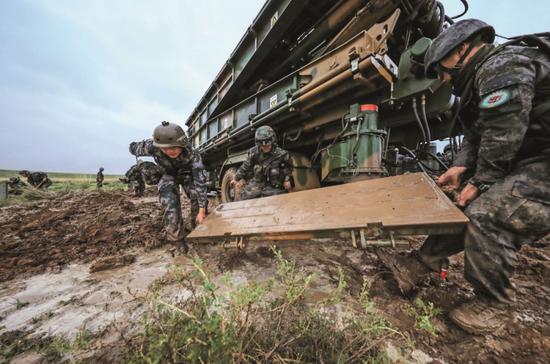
left=221, top=167, right=239, bottom=203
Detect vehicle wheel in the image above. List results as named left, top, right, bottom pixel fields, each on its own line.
left=221, top=167, right=239, bottom=203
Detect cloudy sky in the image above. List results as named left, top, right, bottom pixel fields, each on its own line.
left=0, top=0, right=548, bottom=174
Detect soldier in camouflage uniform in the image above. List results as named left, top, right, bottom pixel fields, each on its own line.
left=120, top=161, right=163, bottom=197
left=18, top=170, right=52, bottom=189
left=129, top=121, right=208, bottom=251
left=7, top=176, right=26, bottom=195
left=232, top=126, right=293, bottom=200
left=96, top=167, right=104, bottom=189
left=379, top=19, right=550, bottom=334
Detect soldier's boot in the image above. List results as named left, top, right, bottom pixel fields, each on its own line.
left=449, top=296, right=516, bottom=335
left=377, top=251, right=434, bottom=295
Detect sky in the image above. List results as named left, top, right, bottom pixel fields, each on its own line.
left=0, top=0, right=548, bottom=174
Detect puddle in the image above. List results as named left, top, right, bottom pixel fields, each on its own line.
left=0, top=248, right=174, bottom=339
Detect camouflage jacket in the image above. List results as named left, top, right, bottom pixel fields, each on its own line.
left=129, top=139, right=208, bottom=208
left=26, top=172, right=50, bottom=187
left=454, top=43, right=550, bottom=185
left=124, top=161, right=163, bottom=185
left=96, top=171, right=104, bottom=183
left=235, top=145, right=292, bottom=188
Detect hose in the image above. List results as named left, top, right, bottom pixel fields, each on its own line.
left=400, top=146, right=429, bottom=175
left=436, top=1, right=445, bottom=33
left=451, top=0, right=469, bottom=19
left=420, top=94, right=432, bottom=143
left=412, top=98, right=427, bottom=144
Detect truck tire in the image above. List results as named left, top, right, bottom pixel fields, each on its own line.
left=221, top=167, right=239, bottom=203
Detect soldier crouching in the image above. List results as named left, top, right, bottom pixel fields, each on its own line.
left=129, top=121, right=208, bottom=252
left=232, top=126, right=293, bottom=200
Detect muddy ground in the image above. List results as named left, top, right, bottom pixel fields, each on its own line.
left=0, top=189, right=549, bottom=363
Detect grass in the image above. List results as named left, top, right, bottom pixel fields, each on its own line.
left=0, top=169, right=126, bottom=206
left=127, top=247, right=411, bottom=363
left=409, top=298, right=441, bottom=337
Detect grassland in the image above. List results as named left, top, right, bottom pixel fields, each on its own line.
left=0, top=169, right=125, bottom=191
left=0, top=169, right=127, bottom=206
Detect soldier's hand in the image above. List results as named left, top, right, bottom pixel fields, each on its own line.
left=284, top=180, right=292, bottom=192
left=195, top=208, right=206, bottom=225
left=457, top=183, right=479, bottom=208
left=437, top=166, right=467, bottom=190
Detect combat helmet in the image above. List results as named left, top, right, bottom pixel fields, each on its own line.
left=153, top=121, right=189, bottom=148
left=424, top=19, right=495, bottom=79
left=18, top=170, right=30, bottom=177
left=99, top=167, right=104, bottom=171
left=255, top=126, right=277, bottom=146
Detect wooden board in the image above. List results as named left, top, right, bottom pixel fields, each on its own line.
left=189, top=173, right=469, bottom=242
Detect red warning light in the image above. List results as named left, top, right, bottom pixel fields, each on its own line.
left=360, top=104, right=378, bottom=112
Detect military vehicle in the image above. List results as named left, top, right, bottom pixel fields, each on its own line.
left=186, top=0, right=471, bottom=245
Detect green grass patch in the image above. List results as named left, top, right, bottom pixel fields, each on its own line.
left=128, top=248, right=410, bottom=363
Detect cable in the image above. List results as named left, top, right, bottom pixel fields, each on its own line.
left=420, top=94, right=432, bottom=143
left=451, top=0, right=469, bottom=19
left=412, top=98, right=427, bottom=144
left=436, top=1, right=445, bottom=33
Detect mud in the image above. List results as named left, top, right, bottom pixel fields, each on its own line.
left=0, top=189, right=166, bottom=282
left=0, top=189, right=549, bottom=363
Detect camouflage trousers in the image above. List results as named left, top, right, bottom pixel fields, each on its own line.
left=418, top=160, right=550, bottom=303
left=240, top=180, right=287, bottom=201
left=96, top=182, right=103, bottom=189
left=130, top=178, right=145, bottom=197
left=158, top=175, right=204, bottom=241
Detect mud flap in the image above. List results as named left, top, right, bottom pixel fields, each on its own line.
left=188, top=173, right=468, bottom=247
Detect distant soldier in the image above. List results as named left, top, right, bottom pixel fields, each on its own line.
left=232, top=126, right=293, bottom=200
left=129, top=121, right=208, bottom=251
left=96, top=167, right=104, bottom=189
left=18, top=170, right=52, bottom=189
left=120, top=161, right=163, bottom=197
left=7, top=176, right=27, bottom=195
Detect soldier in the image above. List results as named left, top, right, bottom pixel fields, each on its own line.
left=18, top=170, right=52, bottom=189
left=120, top=161, right=163, bottom=197
left=129, top=121, right=208, bottom=251
left=7, top=176, right=27, bottom=195
left=96, top=167, right=104, bottom=189
left=232, top=126, right=293, bottom=200
left=378, top=19, right=550, bottom=334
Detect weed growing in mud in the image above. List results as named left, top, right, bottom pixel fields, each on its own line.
left=128, top=248, right=409, bottom=363
left=409, top=298, right=441, bottom=337
left=14, top=299, right=29, bottom=310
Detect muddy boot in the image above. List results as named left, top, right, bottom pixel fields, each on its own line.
left=449, top=297, right=516, bottom=335
left=377, top=250, right=432, bottom=295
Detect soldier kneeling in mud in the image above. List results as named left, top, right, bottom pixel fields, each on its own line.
left=232, top=126, right=293, bottom=200
left=378, top=20, right=550, bottom=335
left=18, top=170, right=52, bottom=189
left=129, top=121, right=208, bottom=253
left=120, top=161, right=163, bottom=197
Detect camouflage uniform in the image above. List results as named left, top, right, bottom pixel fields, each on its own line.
left=129, top=140, right=208, bottom=240
left=236, top=145, right=292, bottom=200
left=7, top=176, right=26, bottom=195
left=418, top=29, right=550, bottom=303
left=19, top=171, right=52, bottom=189
left=121, top=161, right=163, bottom=197
left=96, top=168, right=104, bottom=189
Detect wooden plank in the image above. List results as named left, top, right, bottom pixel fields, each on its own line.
left=189, top=173, right=469, bottom=241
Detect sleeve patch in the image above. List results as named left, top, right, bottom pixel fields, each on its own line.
left=479, top=89, right=512, bottom=109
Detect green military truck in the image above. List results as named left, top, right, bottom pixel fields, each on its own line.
left=186, top=0, right=470, bottom=244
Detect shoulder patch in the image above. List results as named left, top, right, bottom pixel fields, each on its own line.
left=479, top=89, right=512, bottom=109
